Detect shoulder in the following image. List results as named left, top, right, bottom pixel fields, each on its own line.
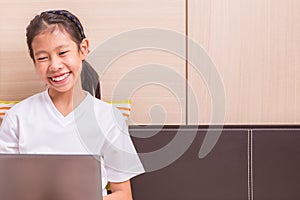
left=92, top=97, right=113, bottom=112
left=88, top=95, right=126, bottom=129
left=93, top=97, right=122, bottom=121
left=6, top=91, right=46, bottom=116
left=94, top=97, right=123, bottom=118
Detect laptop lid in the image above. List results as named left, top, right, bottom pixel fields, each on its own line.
left=0, top=154, right=102, bottom=200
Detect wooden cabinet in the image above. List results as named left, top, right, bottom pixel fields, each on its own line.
left=0, top=0, right=186, bottom=125
left=252, top=129, right=300, bottom=200
left=130, top=125, right=300, bottom=200
left=188, top=0, right=300, bottom=124
left=1, top=0, right=299, bottom=125
left=131, top=126, right=249, bottom=200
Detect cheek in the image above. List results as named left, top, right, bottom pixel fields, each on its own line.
left=67, top=58, right=82, bottom=74
left=35, top=66, right=48, bottom=78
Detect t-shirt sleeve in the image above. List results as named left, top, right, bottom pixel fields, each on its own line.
left=0, top=113, right=19, bottom=153
left=102, top=106, right=145, bottom=182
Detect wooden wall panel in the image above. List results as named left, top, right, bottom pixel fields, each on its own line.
left=188, top=0, right=300, bottom=124
left=0, top=0, right=186, bottom=125
left=3, top=0, right=297, bottom=125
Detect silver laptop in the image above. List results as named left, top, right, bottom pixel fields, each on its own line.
left=0, top=154, right=102, bottom=200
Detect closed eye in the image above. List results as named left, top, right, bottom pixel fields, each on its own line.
left=36, top=57, right=48, bottom=61
left=59, top=51, right=69, bottom=56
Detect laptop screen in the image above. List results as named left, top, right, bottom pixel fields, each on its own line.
left=0, top=154, right=102, bottom=200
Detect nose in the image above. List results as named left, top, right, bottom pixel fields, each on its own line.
left=49, top=56, right=63, bottom=71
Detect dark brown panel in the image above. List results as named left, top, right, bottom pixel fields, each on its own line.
left=253, top=129, right=300, bottom=200
left=130, top=128, right=249, bottom=200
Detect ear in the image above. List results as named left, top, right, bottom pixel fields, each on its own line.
left=79, top=39, right=89, bottom=60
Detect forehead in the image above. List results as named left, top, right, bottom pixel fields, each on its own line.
left=37, top=24, right=70, bottom=41
left=32, top=26, right=77, bottom=51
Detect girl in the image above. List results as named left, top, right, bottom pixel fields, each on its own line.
left=0, top=10, right=144, bottom=200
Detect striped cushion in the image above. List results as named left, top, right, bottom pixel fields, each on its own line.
left=0, top=100, right=131, bottom=120
left=0, top=100, right=20, bottom=119
left=107, top=100, right=131, bottom=121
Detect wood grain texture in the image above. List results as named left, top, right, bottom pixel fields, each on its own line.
left=188, top=0, right=300, bottom=124
left=0, top=0, right=186, bottom=124
left=2, top=0, right=298, bottom=125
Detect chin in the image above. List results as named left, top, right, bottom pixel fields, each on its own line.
left=49, top=86, right=74, bottom=94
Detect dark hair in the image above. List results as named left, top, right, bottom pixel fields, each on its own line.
left=26, top=10, right=86, bottom=60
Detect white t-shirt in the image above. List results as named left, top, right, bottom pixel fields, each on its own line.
left=0, top=90, right=144, bottom=195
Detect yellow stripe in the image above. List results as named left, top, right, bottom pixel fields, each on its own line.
left=107, top=100, right=131, bottom=104
left=0, top=100, right=20, bottom=104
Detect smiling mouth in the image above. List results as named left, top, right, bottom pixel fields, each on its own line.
left=50, top=72, right=71, bottom=82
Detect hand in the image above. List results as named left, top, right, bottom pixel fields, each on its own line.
left=103, top=180, right=132, bottom=200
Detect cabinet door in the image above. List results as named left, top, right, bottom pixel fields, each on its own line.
left=130, top=127, right=249, bottom=200
left=252, top=129, right=300, bottom=200
left=188, top=0, right=300, bottom=124
left=0, top=0, right=186, bottom=125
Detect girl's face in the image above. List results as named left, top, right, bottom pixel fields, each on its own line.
left=31, top=27, right=88, bottom=94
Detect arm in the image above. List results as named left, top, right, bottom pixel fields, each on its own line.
left=101, top=106, right=144, bottom=200
left=0, top=113, right=19, bottom=153
left=103, top=180, right=133, bottom=200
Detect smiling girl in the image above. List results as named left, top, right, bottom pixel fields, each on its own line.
left=0, top=10, right=144, bottom=200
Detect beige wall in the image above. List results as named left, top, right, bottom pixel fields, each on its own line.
left=0, top=0, right=299, bottom=125
left=0, top=0, right=186, bottom=125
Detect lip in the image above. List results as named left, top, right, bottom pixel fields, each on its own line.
left=48, top=72, right=71, bottom=85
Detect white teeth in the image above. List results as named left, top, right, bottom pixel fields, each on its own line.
left=51, top=73, right=70, bottom=82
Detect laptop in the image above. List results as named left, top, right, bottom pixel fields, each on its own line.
left=0, top=154, right=102, bottom=200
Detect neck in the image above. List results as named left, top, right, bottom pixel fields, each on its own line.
left=48, top=81, right=86, bottom=116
